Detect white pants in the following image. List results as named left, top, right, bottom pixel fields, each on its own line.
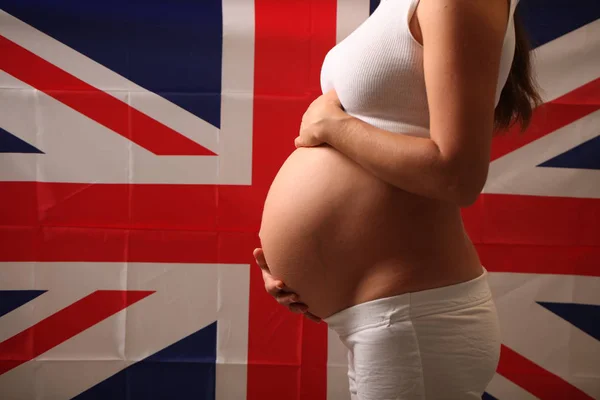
left=324, top=269, right=501, bottom=400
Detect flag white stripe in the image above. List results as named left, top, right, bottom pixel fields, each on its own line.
left=336, top=0, right=371, bottom=44
left=533, top=19, right=600, bottom=103
left=327, top=5, right=369, bottom=398
left=215, top=263, right=250, bottom=400
left=486, top=373, right=538, bottom=400
left=218, top=0, right=255, bottom=185
left=327, top=328, right=351, bottom=400
left=489, top=272, right=600, bottom=400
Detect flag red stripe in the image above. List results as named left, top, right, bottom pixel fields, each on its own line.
left=478, top=244, right=600, bottom=276
left=491, top=78, right=600, bottom=162
left=1, top=193, right=598, bottom=273
left=246, top=1, right=336, bottom=399
left=497, top=345, right=594, bottom=400
left=0, top=290, right=153, bottom=376
left=1, top=225, right=597, bottom=280
left=478, top=194, right=600, bottom=247
left=472, top=193, right=600, bottom=277
left=0, top=35, right=215, bottom=156
left=299, top=318, right=329, bottom=400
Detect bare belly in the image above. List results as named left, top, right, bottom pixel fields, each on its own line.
left=259, top=146, right=483, bottom=318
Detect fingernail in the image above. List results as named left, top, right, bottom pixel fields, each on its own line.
left=275, top=282, right=284, bottom=290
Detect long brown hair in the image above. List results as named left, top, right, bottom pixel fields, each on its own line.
left=494, top=10, right=542, bottom=133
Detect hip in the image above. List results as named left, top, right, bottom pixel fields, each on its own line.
left=327, top=270, right=501, bottom=399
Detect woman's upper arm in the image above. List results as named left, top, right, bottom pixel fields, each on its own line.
left=416, top=0, right=509, bottom=195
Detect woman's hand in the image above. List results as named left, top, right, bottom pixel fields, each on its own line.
left=253, top=248, right=322, bottom=323
left=295, top=89, right=348, bottom=148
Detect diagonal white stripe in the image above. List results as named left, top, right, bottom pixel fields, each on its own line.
left=532, top=19, right=600, bottom=103
left=484, top=110, right=600, bottom=198
left=486, top=373, right=538, bottom=400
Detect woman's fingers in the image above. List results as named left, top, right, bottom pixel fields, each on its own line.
left=264, top=275, right=285, bottom=297
left=254, top=248, right=286, bottom=295
left=303, top=312, right=322, bottom=323
left=253, top=248, right=268, bottom=271
left=289, top=303, right=309, bottom=313
left=253, top=248, right=321, bottom=323
left=289, top=303, right=322, bottom=322
left=263, top=272, right=283, bottom=296
left=277, top=292, right=300, bottom=306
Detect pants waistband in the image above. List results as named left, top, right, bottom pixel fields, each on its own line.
left=324, top=268, right=493, bottom=337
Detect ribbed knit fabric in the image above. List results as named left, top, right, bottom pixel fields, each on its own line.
left=320, top=0, right=519, bottom=138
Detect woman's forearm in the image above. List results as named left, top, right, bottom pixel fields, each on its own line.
left=319, top=116, right=485, bottom=206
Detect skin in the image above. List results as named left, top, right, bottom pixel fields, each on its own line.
left=254, top=248, right=322, bottom=322
left=256, top=0, right=510, bottom=321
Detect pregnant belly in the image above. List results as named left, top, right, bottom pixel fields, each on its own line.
left=259, top=146, right=477, bottom=318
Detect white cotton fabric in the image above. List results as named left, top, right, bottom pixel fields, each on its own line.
left=325, top=269, right=502, bottom=400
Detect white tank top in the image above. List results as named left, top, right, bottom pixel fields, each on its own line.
left=320, top=0, right=519, bottom=138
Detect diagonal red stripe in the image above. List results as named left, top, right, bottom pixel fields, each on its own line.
left=497, top=345, right=594, bottom=399
left=552, top=76, right=600, bottom=106
left=0, top=35, right=215, bottom=156
left=491, top=77, right=600, bottom=161
left=0, top=290, right=153, bottom=376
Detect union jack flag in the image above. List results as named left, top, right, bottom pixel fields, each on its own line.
left=0, top=1, right=598, bottom=399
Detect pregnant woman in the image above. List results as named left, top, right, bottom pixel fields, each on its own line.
left=255, top=0, right=540, bottom=398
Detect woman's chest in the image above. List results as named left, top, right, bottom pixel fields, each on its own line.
left=319, top=3, right=425, bottom=118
